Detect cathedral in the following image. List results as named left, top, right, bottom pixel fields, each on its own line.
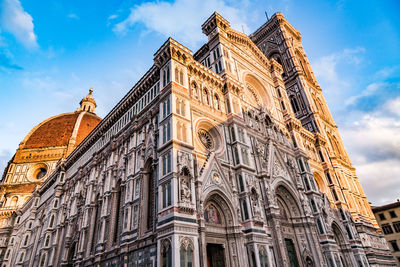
left=0, top=12, right=395, bottom=267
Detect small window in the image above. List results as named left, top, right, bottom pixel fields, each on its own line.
left=19, top=252, right=25, bottom=263
left=393, top=221, right=400, bottom=233
left=346, top=226, right=353, bottom=240
left=325, top=172, right=333, bottom=184
left=44, top=235, right=50, bottom=247
left=331, top=188, right=339, bottom=201
left=378, top=213, right=386, bottom=221
left=316, top=218, right=324, bottom=234
left=241, top=199, right=249, bottom=220
left=298, top=159, right=305, bottom=172
left=382, top=224, right=394, bottom=235
left=49, top=215, right=55, bottom=228
left=390, top=240, right=399, bottom=252
left=237, top=175, right=244, bottom=192
left=318, top=150, right=325, bottom=162
left=23, top=235, right=29, bottom=246
left=310, top=199, right=317, bottom=213
left=162, top=152, right=172, bottom=176
left=230, top=127, right=236, bottom=142
left=389, top=211, right=397, bottom=218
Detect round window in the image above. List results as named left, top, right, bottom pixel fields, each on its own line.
left=198, top=129, right=214, bottom=150
left=36, top=168, right=47, bottom=179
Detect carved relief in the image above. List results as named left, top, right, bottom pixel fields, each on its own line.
left=273, top=155, right=289, bottom=178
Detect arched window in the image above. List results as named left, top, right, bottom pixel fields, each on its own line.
left=39, top=253, right=47, bottom=267
left=177, top=122, right=182, bottom=140
left=203, top=89, right=209, bottom=105
left=113, top=179, right=124, bottom=244
left=161, top=240, right=172, bottom=267
left=230, top=127, right=236, bottom=142
left=175, top=68, right=179, bottom=83
left=23, top=234, right=29, bottom=246
left=179, top=70, right=184, bottom=85
left=176, top=98, right=181, bottom=114
left=49, top=215, right=55, bottom=228
left=18, top=252, right=25, bottom=263
left=180, top=242, right=193, bottom=267
left=258, top=247, right=269, bottom=267
left=290, top=96, right=300, bottom=113
left=181, top=101, right=185, bottom=116
left=310, top=199, right=317, bottom=213
left=5, top=249, right=10, bottom=259
left=44, top=235, right=50, bottom=247
left=182, top=124, right=187, bottom=142
left=317, top=218, right=324, bottom=234
left=10, top=196, right=18, bottom=207
left=214, top=94, right=220, bottom=110
left=191, top=83, right=198, bottom=99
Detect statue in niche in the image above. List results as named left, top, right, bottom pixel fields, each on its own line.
left=300, top=193, right=312, bottom=216
left=180, top=167, right=191, bottom=203
left=256, top=140, right=268, bottom=169
left=251, top=188, right=261, bottom=218
left=181, top=178, right=191, bottom=202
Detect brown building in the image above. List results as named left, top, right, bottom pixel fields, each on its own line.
left=372, top=200, right=400, bottom=266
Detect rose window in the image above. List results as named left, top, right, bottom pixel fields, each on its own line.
left=198, top=129, right=214, bottom=150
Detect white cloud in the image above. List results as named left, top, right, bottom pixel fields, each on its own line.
left=340, top=98, right=400, bottom=205
left=0, top=0, right=38, bottom=48
left=345, top=82, right=388, bottom=106
left=312, top=47, right=365, bottom=84
left=387, top=96, right=400, bottom=116
left=112, top=0, right=250, bottom=47
left=67, top=13, right=79, bottom=20
left=108, top=14, right=118, bottom=20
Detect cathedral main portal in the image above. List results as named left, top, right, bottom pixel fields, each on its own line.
left=206, top=243, right=226, bottom=267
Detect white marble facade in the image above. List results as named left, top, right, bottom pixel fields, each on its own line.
left=0, top=12, right=395, bottom=267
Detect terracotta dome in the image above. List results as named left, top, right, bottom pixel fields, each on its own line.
left=21, top=112, right=101, bottom=149
left=12, top=89, right=102, bottom=164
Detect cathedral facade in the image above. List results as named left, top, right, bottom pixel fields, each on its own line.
left=0, top=12, right=395, bottom=267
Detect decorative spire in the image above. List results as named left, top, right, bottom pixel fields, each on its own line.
left=77, top=88, right=97, bottom=113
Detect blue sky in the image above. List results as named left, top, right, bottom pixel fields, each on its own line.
left=0, top=0, right=399, bottom=205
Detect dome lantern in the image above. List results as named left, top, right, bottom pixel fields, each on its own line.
left=77, top=88, right=97, bottom=113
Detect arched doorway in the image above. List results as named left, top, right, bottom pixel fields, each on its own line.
left=332, top=223, right=348, bottom=267
left=276, top=185, right=302, bottom=267
left=203, top=193, right=238, bottom=267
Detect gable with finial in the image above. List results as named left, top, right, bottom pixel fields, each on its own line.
left=201, top=157, right=232, bottom=201
left=270, top=146, right=290, bottom=180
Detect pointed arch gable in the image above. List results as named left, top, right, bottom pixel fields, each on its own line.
left=242, top=73, right=272, bottom=109
left=269, top=146, right=294, bottom=182
left=203, top=190, right=237, bottom=226
left=273, top=181, right=302, bottom=218
left=332, top=222, right=346, bottom=245
left=313, top=172, right=327, bottom=194
left=201, top=157, right=233, bottom=202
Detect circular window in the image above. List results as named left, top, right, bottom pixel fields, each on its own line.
left=36, top=168, right=47, bottom=179
left=196, top=120, right=224, bottom=154
left=198, top=129, right=214, bottom=150
left=28, top=164, right=49, bottom=181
